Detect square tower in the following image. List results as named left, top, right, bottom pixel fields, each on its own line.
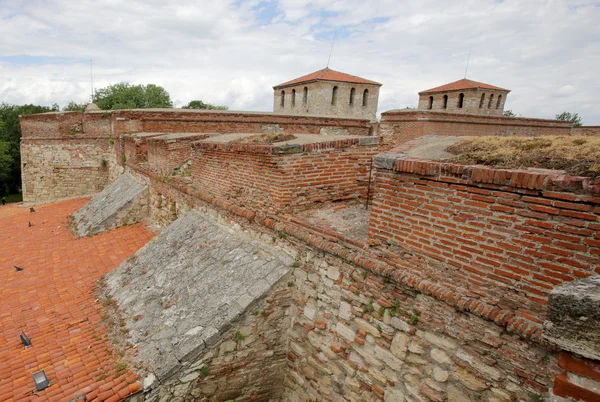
left=273, top=68, right=382, bottom=121
left=418, top=79, right=510, bottom=116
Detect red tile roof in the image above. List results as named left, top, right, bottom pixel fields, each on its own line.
left=0, top=199, right=154, bottom=402
left=274, top=68, right=382, bottom=89
left=419, top=79, right=510, bottom=94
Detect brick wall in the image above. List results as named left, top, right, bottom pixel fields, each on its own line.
left=378, top=110, right=573, bottom=149
left=109, top=109, right=372, bottom=137
left=572, top=126, right=600, bottom=136
left=368, top=155, right=600, bottom=329
left=147, top=134, right=210, bottom=175
left=186, top=138, right=378, bottom=214
left=553, top=352, right=600, bottom=401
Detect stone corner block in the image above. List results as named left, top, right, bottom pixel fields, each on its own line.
left=542, top=276, right=600, bottom=361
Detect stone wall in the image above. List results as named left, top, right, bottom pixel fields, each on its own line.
left=418, top=89, right=508, bottom=117
left=378, top=110, right=573, bottom=149
left=284, top=252, right=558, bottom=402
left=70, top=173, right=148, bottom=237
left=20, top=111, right=116, bottom=204
left=274, top=81, right=380, bottom=121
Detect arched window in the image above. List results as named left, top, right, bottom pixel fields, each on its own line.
left=362, top=89, right=369, bottom=107
left=350, top=88, right=356, bottom=105
left=291, top=89, right=296, bottom=107
left=280, top=91, right=285, bottom=107
left=479, top=93, right=485, bottom=108
left=488, top=94, right=494, bottom=109
left=496, top=95, right=502, bottom=109
left=331, top=86, right=338, bottom=105
left=458, top=93, right=465, bottom=109
left=442, top=95, right=448, bottom=109
left=303, top=87, right=308, bottom=105
left=428, top=96, right=433, bottom=110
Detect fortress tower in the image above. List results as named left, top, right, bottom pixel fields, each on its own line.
left=273, top=68, right=381, bottom=121
left=418, top=78, right=510, bottom=116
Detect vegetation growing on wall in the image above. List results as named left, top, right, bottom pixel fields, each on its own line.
left=445, top=135, right=600, bottom=178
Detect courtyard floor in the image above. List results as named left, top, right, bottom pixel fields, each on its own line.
left=0, top=199, right=154, bottom=402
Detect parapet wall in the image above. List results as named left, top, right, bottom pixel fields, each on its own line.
left=369, top=148, right=600, bottom=332
left=378, top=110, right=574, bottom=149
left=20, top=109, right=372, bottom=204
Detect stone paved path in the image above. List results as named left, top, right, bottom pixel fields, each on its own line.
left=0, top=199, right=154, bottom=402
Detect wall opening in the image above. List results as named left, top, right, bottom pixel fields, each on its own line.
left=350, top=88, right=356, bottom=105
left=280, top=91, right=285, bottom=107
left=291, top=89, right=296, bottom=107
left=479, top=93, right=485, bottom=108
left=496, top=95, right=502, bottom=109
left=332, top=86, right=338, bottom=105
left=303, top=87, right=308, bottom=106
left=458, top=93, right=465, bottom=109
left=428, top=96, right=433, bottom=110
left=488, top=94, right=494, bottom=108
left=363, top=89, right=369, bottom=107
left=442, top=95, right=448, bottom=109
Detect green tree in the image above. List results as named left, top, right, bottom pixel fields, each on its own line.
left=556, top=111, right=583, bottom=127
left=0, top=142, right=13, bottom=196
left=0, top=103, right=55, bottom=195
left=503, top=110, right=518, bottom=117
left=63, top=101, right=88, bottom=112
left=93, top=83, right=173, bottom=110
left=182, top=100, right=228, bottom=110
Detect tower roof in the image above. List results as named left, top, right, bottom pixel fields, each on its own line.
left=419, top=79, right=510, bottom=95
left=273, top=68, right=382, bottom=89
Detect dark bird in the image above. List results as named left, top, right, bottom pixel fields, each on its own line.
left=14, top=265, right=24, bottom=272
left=29, top=207, right=35, bottom=213
left=28, top=222, right=32, bottom=227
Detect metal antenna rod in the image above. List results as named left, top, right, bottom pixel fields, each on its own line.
left=326, top=30, right=337, bottom=68
left=464, top=46, right=472, bottom=79
left=90, top=58, right=94, bottom=102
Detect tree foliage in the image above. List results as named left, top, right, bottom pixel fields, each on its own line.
left=182, top=100, right=228, bottom=110
left=92, top=83, right=173, bottom=110
left=0, top=142, right=13, bottom=195
left=556, top=111, right=583, bottom=127
left=63, top=101, right=88, bottom=112
left=503, top=110, right=518, bottom=117
left=0, top=103, right=56, bottom=195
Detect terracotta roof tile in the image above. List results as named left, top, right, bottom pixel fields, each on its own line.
left=419, top=78, right=510, bottom=94
left=274, top=67, right=382, bottom=88
left=0, top=199, right=154, bottom=401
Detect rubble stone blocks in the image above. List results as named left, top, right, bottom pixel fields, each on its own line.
left=71, top=173, right=148, bottom=237
left=543, top=276, right=600, bottom=361
left=104, top=210, right=293, bottom=389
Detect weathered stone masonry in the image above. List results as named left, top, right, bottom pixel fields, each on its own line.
left=19, top=105, right=600, bottom=401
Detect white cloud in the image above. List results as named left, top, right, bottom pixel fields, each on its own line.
left=0, top=0, right=599, bottom=124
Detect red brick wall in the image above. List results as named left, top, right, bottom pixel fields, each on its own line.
left=187, top=140, right=377, bottom=214
left=572, top=126, right=600, bottom=136
left=368, top=159, right=600, bottom=325
left=107, top=110, right=372, bottom=137
left=147, top=135, right=210, bottom=175
left=378, top=110, right=573, bottom=149
left=553, top=352, right=600, bottom=401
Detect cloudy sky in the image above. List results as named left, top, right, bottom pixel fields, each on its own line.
left=1, top=0, right=599, bottom=123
